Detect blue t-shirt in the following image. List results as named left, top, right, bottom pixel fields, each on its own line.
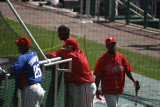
left=10, top=50, right=42, bottom=88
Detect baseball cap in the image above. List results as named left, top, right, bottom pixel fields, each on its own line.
left=61, top=37, right=78, bottom=49
left=15, top=36, right=31, bottom=47
left=105, top=37, right=116, bottom=44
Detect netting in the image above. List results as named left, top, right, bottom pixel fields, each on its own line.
left=0, top=11, right=19, bottom=67
left=0, top=0, right=160, bottom=107
left=0, top=9, right=64, bottom=107
left=0, top=11, right=40, bottom=68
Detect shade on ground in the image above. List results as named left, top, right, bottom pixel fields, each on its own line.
left=93, top=96, right=145, bottom=107
left=93, top=72, right=160, bottom=107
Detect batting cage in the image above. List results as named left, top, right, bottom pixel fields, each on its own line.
left=0, top=0, right=160, bottom=107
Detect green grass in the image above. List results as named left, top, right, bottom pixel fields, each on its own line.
left=1, top=19, right=160, bottom=80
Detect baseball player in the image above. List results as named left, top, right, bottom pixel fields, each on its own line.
left=56, top=24, right=80, bottom=107
left=0, top=36, right=45, bottom=107
left=57, top=24, right=80, bottom=51
left=57, top=25, right=72, bottom=41
left=46, top=37, right=96, bottom=107
left=93, top=37, right=140, bottom=107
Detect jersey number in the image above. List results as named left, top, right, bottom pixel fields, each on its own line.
left=33, top=64, right=42, bottom=78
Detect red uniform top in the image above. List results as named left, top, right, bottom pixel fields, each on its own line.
left=62, top=37, right=81, bottom=50
left=93, top=52, right=132, bottom=95
left=53, top=49, right=95, bottom=86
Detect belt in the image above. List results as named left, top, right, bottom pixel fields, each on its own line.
left=21, top=83, right=39, bottom=90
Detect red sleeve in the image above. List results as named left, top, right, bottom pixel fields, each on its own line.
left=46, top=49, right=66, bottom=58
left=53, top=49, right=66, bottom=58
left=122, top=55, right=133, bottom=72
left=93, top=57, right=104, bottom=78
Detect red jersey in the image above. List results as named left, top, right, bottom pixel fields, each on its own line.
left=54, top=49, right=94, bottom=86
left=93, top=52, right=132, bottom=95
left=62, top=37, right=80, bottom=50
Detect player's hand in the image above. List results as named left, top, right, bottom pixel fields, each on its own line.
left=96, top=90, right=103, bottom=100
left=0, top=67, right=6, bottom=75
left=46, top=52, right=56, bottom=58
left=134, top=80, right=140, bottom=90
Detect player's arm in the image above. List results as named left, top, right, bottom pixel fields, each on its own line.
left=94, top=57, right=104, bottom=100
left=5, top=68, right=15, bottom=75
left=0, top=68, right=15, bottom=75
left=126, top=71, right=140, bottom=90
left=126, top=71, right=136, bottom=83
left=122, top=55, right=137, bottom=84
left=46, top=49, right=64, bottom=58
left=46, top=52, right=56, bottom=58
left=95, top=77, right=103, bottom=100
left=95, top=77, right=100, bottom=90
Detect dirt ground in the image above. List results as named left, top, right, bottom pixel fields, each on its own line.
left=0, top=1, right=159, bottom=59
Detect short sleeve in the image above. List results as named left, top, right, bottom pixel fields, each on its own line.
left=122, top=55, right=132, bottom=72
left=54, top=49, right=65, bottom=57
left=93, top=57, right=104, bottom=77
left=10, top=56, right=25, bottom=75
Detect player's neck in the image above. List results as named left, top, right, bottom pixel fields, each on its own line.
left=21, top=50, right=31, bottom=54
left=108, top=51, right=116, bottom=56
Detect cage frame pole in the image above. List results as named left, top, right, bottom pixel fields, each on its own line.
left=43, top=58, right=72, bottom=107
left=6, top=0, right=48, bottom=60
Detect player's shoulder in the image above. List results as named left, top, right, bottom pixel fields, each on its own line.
left=116, top=52, right=124, bottom=56
left=20, top=50, right=36, bottom=58
left=99, top=52, right=109, bottom=58
left=116, top=52, right=127, bottom=60
left=57, top=48, right=65, bottom=52
left=16, top=54, right=27, bottom=63
left=56, top=48, right=67, bottom=56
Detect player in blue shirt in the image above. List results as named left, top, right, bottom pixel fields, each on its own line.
left=0, top=36, right=45, bottom=107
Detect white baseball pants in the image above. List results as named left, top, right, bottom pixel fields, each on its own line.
left=66, top=82, right=96, bottom=107
left=21, top=83, right=45, bottom=107
left=104, top=94, right=120, bottom=107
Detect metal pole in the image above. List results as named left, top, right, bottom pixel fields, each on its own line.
left=154, top=0, right=157, bottom=17
left=44, top=58, right=72, bottom=67
left=97, top=0, right=100, bottom=22
left=111, top=0, right=115, bottom=21
left=5, top=74, right=10, bottom=90
left=42, top=65, right=46, bottom=79
left=158, top=18, right=160, bottom=29
left=86, top=0, right=90, bottom=21
left=144, top=0, right=148, bottom=29
left=39, top=57, right=61, bottom=65
left=80, top=0, right=84, bottom=21
left=86, top=0, right=88, bottom=21
left=17, top=89, right=21, bottom=107
left=126, top=0, right=130, bottom=25
left=53, top=64, right=59, bottom=107
left=68, top=60, right=72, bottom=73
left=6, top=0, right=48, bottom=60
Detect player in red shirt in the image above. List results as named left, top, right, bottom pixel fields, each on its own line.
left=46, top=37, right=96, bottom=107
left=93, top=37, right=140, bottom=107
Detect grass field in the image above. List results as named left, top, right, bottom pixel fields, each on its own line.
left=1, top=19, right=160, bottom=81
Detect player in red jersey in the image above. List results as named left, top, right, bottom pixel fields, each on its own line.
left=46, top=37, right=96, bottom=107
left=93, top=37, right=140, bottom=107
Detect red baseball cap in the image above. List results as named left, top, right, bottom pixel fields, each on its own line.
left=105, top=37, right=116, bottom=44
left=61, top=37, right=78, bottom=49
left=15, top=36, right=31, bottom=47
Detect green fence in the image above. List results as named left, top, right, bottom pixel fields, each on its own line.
left=0, top=66, right=64, bottom=107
